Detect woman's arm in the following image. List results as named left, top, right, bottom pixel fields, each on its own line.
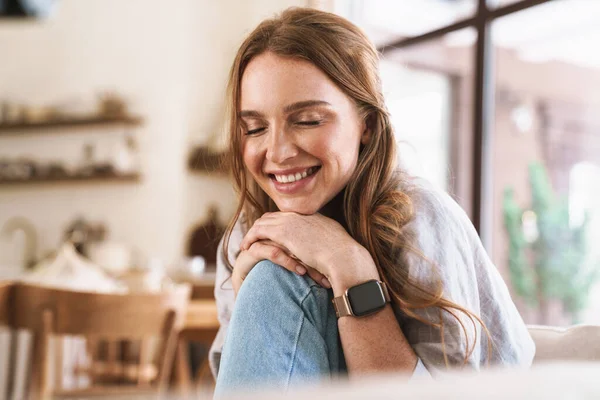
left=326, top=244, right=420, bottom=376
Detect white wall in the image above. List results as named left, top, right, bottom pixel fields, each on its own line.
left=0, top=0, right=306, bottom=269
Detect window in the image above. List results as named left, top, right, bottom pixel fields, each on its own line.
left=337, top=0, right=600, bottom=325
left=380, top=60, right=452, bottom=191
left=491, top=0, right=600, bottom=325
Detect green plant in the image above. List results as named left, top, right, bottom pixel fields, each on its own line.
left=503, top=162, right=600, bottom=324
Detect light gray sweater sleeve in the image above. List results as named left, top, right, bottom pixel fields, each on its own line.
left=397, top=180, right=535, bottom=374
left=208, top=218, right=244, bottom=378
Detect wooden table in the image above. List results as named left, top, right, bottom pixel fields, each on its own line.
left=184, top=300, right=218, bottom=330
left=174, top=299, right=220, bottom=395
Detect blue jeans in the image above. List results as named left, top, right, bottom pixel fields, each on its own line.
left=214, top=260, right=347, bottom=397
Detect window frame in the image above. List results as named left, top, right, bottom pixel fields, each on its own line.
left=377, top=0, right=554, bottom=249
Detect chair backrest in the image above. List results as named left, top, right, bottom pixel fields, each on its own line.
left=12, top=282, right=190, bottom=399
left=13, top=283, right=189, bottom=337
left=0, top=281, right=13, bottom=327
left=528, top=324, right=600, bottom=362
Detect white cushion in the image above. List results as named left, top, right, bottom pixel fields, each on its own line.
left=528, top=325, right=600, bottom=362
left=250, top=363, right=600, bottom=400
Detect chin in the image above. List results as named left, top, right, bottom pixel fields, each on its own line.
left=275, top=200, right=321, bottom=215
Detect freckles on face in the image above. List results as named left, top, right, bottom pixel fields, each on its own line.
left=239, top=52, right=366, bottom=214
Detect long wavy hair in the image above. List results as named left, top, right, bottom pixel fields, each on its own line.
left=221, top=7, right=489, bottom=365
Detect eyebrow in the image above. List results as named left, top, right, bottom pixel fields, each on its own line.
left=239, top=100, right=331, bottom=118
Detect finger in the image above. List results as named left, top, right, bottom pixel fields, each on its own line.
left=252, top=211, right=297, bottom=228
left=231, top=268, right=243, bottom=295
left=305, top=266, right=331, bottom=289
left=232, top=251, right=255, bottom=292
left=252, top=213, right=280, bottom=226
left=255, top=211, right=282, bottom=220
left=248, top=242, right=306, bottom=275
left=260, top=239, right=292, bottom=254
left=241, top=224, right=278, bottom=250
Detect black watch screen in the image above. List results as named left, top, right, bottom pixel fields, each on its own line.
left=347, top=280, right=386, bottom=317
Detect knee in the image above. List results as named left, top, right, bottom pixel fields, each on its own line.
left=232, top=260, right=334, bottom=338
left=246, top=259, right=295, bottom=284
left=239, top=260, right=311, bottom=300
left=236, top=260, right=329, bottom=310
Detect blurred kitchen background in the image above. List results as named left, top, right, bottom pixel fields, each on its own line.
left=0, top=0, right=599, bottom=395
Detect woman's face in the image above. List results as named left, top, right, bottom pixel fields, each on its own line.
left=240, top=52, right=370, bottom=215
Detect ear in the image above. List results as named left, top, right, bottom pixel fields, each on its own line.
left=360, top=117, right=372, bottom=145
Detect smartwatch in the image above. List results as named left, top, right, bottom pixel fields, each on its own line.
left=332, top=279, right=390, bottom=318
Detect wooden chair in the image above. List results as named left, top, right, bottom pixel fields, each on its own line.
left=0, top=281, right=15, bottom=400
left=12, top=282, right=190, bottom=400
left=0, top=281, right=13, bottom=326
left=173, top=281, right=219, bottom=397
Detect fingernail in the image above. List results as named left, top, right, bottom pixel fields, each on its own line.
left=296, top=266, right=306, bottom=275
left=321, top=278, right=331, bottom=289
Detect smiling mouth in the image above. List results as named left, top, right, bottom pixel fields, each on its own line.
left=269, top=166, right=321, bottom=184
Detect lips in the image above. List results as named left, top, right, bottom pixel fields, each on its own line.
left=266, top=165, right=321, bottom=195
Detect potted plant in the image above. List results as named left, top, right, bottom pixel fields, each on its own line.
left=503, top=162, right=600, bottom=324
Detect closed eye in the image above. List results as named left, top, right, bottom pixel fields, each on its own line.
left=296, top=120, right=322, bottom=126
left=246, top=127, right=266, bottom=135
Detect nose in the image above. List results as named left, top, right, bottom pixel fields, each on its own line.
left=266, top=125, right=298, bottom=164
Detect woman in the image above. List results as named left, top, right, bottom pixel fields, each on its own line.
left=209, top=7, right=535, bottom=396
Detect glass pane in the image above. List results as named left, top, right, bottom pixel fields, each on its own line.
left=373, top=29, right=475, bottom=212
left=488, top=0, right=526, bottom=7
left=381, top=62, right=451, bottom=191
left=491, top=0, right=600, bottom=326
left=335, top=0, right=476, bottom=46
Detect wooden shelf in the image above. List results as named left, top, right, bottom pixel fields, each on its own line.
left=0, top=173, right=141, bottom=186
left=0, top=115, right=143, bottom=134
left=188, top=147, right=226, bottom=174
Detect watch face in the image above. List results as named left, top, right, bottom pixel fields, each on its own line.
left=347, top=280, right=386, bottom=317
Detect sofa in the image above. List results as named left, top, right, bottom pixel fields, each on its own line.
left=528, top=324, right=600, bottom=362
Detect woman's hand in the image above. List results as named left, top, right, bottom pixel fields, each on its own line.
left=232, top=239, right=330, bottom=297
left=239, top=212, right=380, bottom=294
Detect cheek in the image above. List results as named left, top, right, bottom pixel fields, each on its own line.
left=318, top=126, right=361, bottom=169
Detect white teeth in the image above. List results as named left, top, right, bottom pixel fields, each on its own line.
left=273, top=167, right=316, bottom=183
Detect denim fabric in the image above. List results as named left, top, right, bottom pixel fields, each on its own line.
left=214, top=260, right=346, bottom=397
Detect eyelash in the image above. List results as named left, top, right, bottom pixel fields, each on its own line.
left=246, top=127, right=266, bottom=135
left=244, top=120, right=322, bottom=136
left=296, top=120, right=322, bottom=126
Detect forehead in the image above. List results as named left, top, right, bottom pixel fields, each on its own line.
left=240, top=52, right=349, bottom=112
